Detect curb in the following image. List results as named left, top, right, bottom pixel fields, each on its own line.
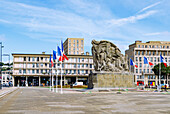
left=0, top=88, right=19, bottom=99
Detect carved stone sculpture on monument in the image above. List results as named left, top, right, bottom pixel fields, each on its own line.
left=92, top=40, right=129, bottom=72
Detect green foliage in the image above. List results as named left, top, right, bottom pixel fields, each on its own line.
left=152, top=63, right=170, bottom=76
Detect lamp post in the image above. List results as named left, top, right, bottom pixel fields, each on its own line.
left=0, top=42, right=4, bottom=89
left=3, top=54, right=11, bottom=87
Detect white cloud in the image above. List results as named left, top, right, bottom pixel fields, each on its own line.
left=0, top=19, right=10, bottom=23
left=109, top=10, right=157, bottom=26
left=144, top=31, right=170, bottom=36
left=138, top=1, right=161, bottom=13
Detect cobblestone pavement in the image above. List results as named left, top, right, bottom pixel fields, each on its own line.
left=0, top=87, right=170, bottom=114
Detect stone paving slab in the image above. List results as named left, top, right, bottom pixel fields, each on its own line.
left=0, top=87, right=18, bottom=98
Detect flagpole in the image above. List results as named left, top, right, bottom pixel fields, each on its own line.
left=50, top=64, right=51, bottom=91
left=56, top=45, right=58, bottom=93
left=52, top=66, right=54, bottom=92
left=159, top=62, right=161, bottom=92
left=61, top=55, right=63, bottom=94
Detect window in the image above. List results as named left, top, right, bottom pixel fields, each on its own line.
left=78, top=58, right=80, bottom=62
left=153, top=51, right=155, bottom=55
left=78, top=70, right=80, bottom=74
left=140, top=69, right=142, bottom=73
left=32, top=57, right=35, bottom=61
left=37, top=57, right=39, bottom=61
left=45, top=57, right=47, bottom=61
left=163, top=52, right=166, bottom=56
left=137, top=75, right=139, bottom=79
left=86, top=70, right=88, bottom=74
left=140, top=63, right=142, bottom=68
left=90, top=64, right=92, bottom=68
left=138, top=45, right=140, bottom=48
left=69, top=40, right=71, bottom=43
left=145, top=51, right=147, bottom=55
left=135, top=51, right=137, bottom=55
left=153, top=75, right=155, bottom=79
left=149, top=45, right=151, bottom=48
left=41, top=63, right=43, bottom=67
left=145, top=45, right=147, bottom=48
left=28, top=57, right=30, bottom=61
left=74, top=40, right=75, bottom=43
left=136, top=57, right=138, bottom=62
left=139, top=57, right=142, bottom=62
left=154, top=57, right=156, bottom=62
left=41, top=69, right=43, bottom=73
left=82, top=64, right=84, bottom=67
left=32, top=63, right=35, bottom=68
left=78, top=64, right=80, bottom=68
left=138, top=51, right=140, bottom=55
left=147, top=69, right=149, bottom=73
left=36, top=63, right=39, bottom=68
left=82, top=58, right=84, bottom=62
left=86, top=64, right=88, bottom=67
left=149, top=51, right=151, bottom=56
left=77, top=40, right=79, bottom=43
left=142, top=45, right=144, bottom=48
left=136, top=69, right=138, bottom=73
left=82, top=70, right=84, bottom=74
left=74, top=70, right=76, bottom=74
left=45, top=63, right=47, bottom=67
left=36, top=69, right=39, bottom=74
left=66, top=70, right=68, bottom=74
left=24, top=57, right=26, bottom=61
left=23, top=69, right=26, bottom=74
left=148, top=75, right=150, bottom=79
left=28, top=70, right=30, bottom=74
left=142, top=51, right=144, bottom=55
left=32, top=69, right=35, bottom=74
left=152, top=45, right=155, bottom=48
left=41, top=57, right=43, bottom=61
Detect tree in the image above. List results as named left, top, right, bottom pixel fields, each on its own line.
left=152, top=63, right=168, bottom=76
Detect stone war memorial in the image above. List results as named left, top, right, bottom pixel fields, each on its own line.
left=88, top=40, right=134, bottom=88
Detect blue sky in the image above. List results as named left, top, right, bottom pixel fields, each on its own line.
left=0, top=0, right=170, bottom=63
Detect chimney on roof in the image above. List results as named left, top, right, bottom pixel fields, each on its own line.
left=42, top=52, right=45, bottom=54
left=135, top=40, right=142, bottom=43
left=86, top=52, right=89, bottom=55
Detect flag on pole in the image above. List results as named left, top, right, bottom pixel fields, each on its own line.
left=160, top=55, right=167, bottom=67
left=57, top=46, right=64, bottom=61
left=61, top=40, right=69, bottom=60
left=130, top=58, right=138, bottom=68
left=144, top=57, right=153, bottom=66
left=53, top=50, right=57, bottom=60
left=50, top=55, right=54, bottom=67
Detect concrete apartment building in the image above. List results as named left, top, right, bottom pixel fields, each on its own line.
left=12, top=38, right=94, bottom=87
left=63, top=38, right=84, bottom=55
left=125, top=41, right=170, bottom=87
left=2, top=70, right=13, bottom=86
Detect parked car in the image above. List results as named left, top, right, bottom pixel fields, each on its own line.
left=73, top=82, right=83, bottom=86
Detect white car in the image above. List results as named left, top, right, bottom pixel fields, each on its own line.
left=73, top=82, right=83, bottom=86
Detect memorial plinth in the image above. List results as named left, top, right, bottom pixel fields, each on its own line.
left=88, top=72, right=134, bottom=89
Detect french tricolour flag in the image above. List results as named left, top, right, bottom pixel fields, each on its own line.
left=57, top=46, right=64, bottom=61
left=144, top=57, right=153, bottom=66
left=50, top=54, right=54, bottom=67
left=61, top=40, right=69, bottom=60
left=160, top=55, right=167, bottom=67
left=130, top=58, right=138, bottom=68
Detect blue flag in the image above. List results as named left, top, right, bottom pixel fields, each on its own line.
left=53, top=50, right=57, bottom=60
left=130, top=58, right=133, bottom=66
left=144, top=57, right=148, bottom=64
left=57, top=46, right=62, bottom=56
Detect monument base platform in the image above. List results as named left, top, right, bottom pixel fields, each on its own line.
left=88, top=72, right=134, bottom=89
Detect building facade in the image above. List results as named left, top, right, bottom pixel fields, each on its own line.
left=2, top=70, right=13, bottom=86
left=125, top=41, right=170, bottom=87
left=12, top=53, right=94, bottom=87
left=63, top=38, right=84, bottom=55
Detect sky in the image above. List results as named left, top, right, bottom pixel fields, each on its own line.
left=0, top=0, right=170, bottom=63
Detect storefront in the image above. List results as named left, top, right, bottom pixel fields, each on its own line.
left=137, top=81, right=144, bottom=86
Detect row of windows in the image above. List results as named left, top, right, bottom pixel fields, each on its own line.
left=17, top=63, right=93, bottom=68
left=135, top=68, right=153, bottom=74
left=135, top=51, right=169, bottom=56
left=19, top=69, right=92, bottom=75
left=69, top=39, right=83, bottom=44
left=138, top=45, right=169, bottom=49
left=137, top=75, right=156, bottom=79
left=135, top=57, right=170, bottom=63
left=19, top=57, right=92, bottom=63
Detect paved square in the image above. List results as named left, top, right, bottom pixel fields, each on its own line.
left=0, top=88, right=170, bottom=113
